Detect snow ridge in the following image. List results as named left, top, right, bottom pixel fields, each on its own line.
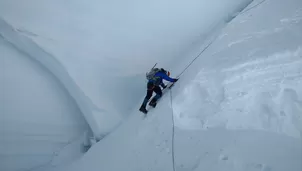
left=0, top=18, right=103, bottom=140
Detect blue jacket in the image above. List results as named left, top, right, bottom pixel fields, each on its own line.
left=155, top=72, right=175, bottom=82
left=148, top=71, right=175, bottom=86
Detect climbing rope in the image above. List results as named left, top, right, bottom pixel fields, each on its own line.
left=176, top=0, right=268, bottom=78
left=176, top=0, right=268, bottom=79
left=176, top=38, right=216, bottom=78
left=169, top=90, right=176, bottom=171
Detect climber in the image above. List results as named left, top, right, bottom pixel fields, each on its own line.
left=139, top=68, right=178, bottom=114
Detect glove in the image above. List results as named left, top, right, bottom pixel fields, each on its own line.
left=173, top=78, right=178, bottom=82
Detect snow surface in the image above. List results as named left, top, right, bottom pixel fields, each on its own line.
left=1, top=0, right=302, bottom=170
left=56, top=0, right=301, bottom=171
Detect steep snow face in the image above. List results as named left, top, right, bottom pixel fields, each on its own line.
left=0, top=0, right=253, bottom=137
left=0, top=39, right=90, bottom=171
left=56, top=0, right=301, bottom=171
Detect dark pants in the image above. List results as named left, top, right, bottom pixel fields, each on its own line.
left=141, top=85, right=162, bottom=108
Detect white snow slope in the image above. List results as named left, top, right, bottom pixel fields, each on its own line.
left=1, top=0, right=302, bottom=170
left=55, top=0, right=301, bottom=171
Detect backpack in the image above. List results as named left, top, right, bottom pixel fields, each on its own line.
left=146, top=68, right=161, bottom=84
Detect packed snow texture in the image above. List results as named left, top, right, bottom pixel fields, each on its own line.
left=1, top=0, right=302, bottom=171
left=57, top=0, right=301, bottom=171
